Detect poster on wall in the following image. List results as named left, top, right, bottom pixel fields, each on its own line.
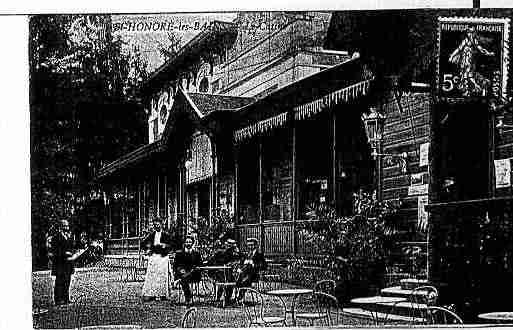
left=419, top=142, right=430, bottom=167
left=495, top=158, right=512, bottom=188
left=437, top=17, right=510, bottom=101
left=417, top=195, right=429, bottom=232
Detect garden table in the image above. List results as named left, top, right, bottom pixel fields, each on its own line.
left=198, top=265, right=235, bottom=307
left=351, top=296, right=407, bottom=325
left=478, top=312, right=513, bottom=323
left=266, top=288, right=314, bottom=325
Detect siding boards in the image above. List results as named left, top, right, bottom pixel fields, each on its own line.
left=380, top=92, right=430, bottom=239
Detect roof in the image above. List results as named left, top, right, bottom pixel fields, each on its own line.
left=142, top=21, right=236, bottom=94
left=96, top=140, right=166, bottom=180
left=188, top=93, right=255, bottom=116
left=233, top=54, right=373, bottom=126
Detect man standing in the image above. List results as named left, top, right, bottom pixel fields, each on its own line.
left=173, top=236, right=202, bottom=306
left=49, top=219, right=75, bottom=306
left=141, top=218, right=173, bottom=301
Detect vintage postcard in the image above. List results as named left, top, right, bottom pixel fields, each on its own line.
left=28, top=7, right=513, bottom=329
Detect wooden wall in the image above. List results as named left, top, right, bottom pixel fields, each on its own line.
left=380, top=91, right=431, bottom=237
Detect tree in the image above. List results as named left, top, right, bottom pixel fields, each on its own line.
left=30, top=15, right=148, bottom=270
left=155, top=31, right=182, bottom=62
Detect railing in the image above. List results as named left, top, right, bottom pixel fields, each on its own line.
left=235, top=219, right=320, bottom=256
left=105, top=237, right=141, bottom=255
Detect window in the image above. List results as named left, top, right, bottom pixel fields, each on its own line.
left=238, top=140, right=259, bottom=224
left=261, top=128, right=292, bottom=221
left=152, top=118, right=159, bottom=141
left=198, top=77, right=209, bottom=93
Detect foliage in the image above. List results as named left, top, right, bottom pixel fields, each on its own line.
left=187, top=208, right=235, bottom=258
left=30, top=15, right=149, bottom=269
left=155, top=31, right=183, bottom=62
left=299, top=191, right=402, bottom=291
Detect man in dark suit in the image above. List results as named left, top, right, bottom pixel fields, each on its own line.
left=173, top=235, right=202, bottom=305
left=49, top=219, right=75, bottom=305
left=208, top=238, right=241, bottom=304
left=235, top=237, right=267, bottom=302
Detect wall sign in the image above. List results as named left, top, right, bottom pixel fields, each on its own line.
left=417, top=195, right=429, bottom=232
left=495, top=158, right=512, bottom=188
left=437, top=17, right=510, bottom=101
left=419, top=142, right=430, bottom=167
left=409, top=184, right=429, bottom=196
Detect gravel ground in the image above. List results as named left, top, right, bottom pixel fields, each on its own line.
left=32, top=268, right=372, bottom=329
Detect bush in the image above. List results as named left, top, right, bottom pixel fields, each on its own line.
left=299, top=191, right=402, bottom=299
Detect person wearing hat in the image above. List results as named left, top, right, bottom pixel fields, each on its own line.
left=208, top=238, right=242, bottom=305
left=173, top=235, right=202, bottom=305
left=235, top=237, right=267, bottom=302
left=141, top=218, right=173, bottom=301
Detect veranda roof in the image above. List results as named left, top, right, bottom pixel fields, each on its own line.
left=232, top=55, right=375, bottom=143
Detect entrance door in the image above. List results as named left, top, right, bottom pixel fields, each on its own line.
left=439, top=102, right=490, bottom=201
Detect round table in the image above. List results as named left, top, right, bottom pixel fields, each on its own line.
left=198, top=265, right=235, bottom=307
left=267, top=288, right=314, bottom=325
left=478, top=312, right=513, bottom=323
left=350, top=296, right=407, bottom=325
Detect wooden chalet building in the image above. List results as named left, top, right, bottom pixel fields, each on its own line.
left=95, top=10, right=513, bottom=320
left=97, top=12, right=431, bottom=266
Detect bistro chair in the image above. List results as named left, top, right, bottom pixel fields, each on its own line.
left=412, top=285, right=439, bottom=322
left=181, top=307, right=198, bottom=328
left=239, top=287, right=287, bottom=327
left=425, top=306, right=463, bottom=324
left=295, top=292, right=340, bottom=326
left=314, top=280, right=336, bottom=295
left=385, top=285, right=438, bottom=324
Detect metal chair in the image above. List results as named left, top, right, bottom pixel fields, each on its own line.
left=239, top=287, right=286, bottom=327
left=295, top=292, right=340, bottom=326
left=181, top=307, right=198, bottom=328
left=425, top=306, right=463, bottom=324
left=411, top=285, right=439, bottom=322
left=384, top=285, right=438, bottom=325
left=314, top=280, right=336, bottom=295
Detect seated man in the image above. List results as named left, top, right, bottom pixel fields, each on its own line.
left=173, top=236, right=202, bottom=305
left=235, top=237, right=267, bottom=302
left=208, top=238, right=241, bottom=305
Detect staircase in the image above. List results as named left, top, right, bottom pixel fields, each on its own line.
left=343, top=278, right=432, bottom=324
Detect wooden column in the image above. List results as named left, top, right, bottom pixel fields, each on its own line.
left=137, top=182, right=141, bottom=237
left=291, top=122, right=297, bottom=256
left=258, top=138, right=264, bottom=252
left=234, top=145, right=239, bottom=225
left=332, top=111, right=337, bottom=206
left=157, top=174, right=160, bottom=219
left=164, top=173, right=168, bottom=227
left=210, top=139, right=217, bottom=224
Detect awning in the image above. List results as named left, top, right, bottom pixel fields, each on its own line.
left=233, top=77, right=373, bottom=143
left=96, top=140, right=166, bottom=181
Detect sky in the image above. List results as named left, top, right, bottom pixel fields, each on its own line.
left=112, top=13, right=237, bottom=73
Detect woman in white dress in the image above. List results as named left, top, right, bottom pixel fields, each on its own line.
left=141, top=218, right=173, bottom=301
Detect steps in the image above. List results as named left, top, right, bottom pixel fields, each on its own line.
left=342, top=307, right=426, bottom=324
left=349, top=278, right=433, bottom=324
left=400, top=278, right=429, bottom=290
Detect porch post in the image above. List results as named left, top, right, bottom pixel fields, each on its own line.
left=210, top=139, right=218, bottom=224
left=258, top=138, right=264, bottom=252
left=157, top=174, right=160, bottom=219
left=332, top=111, right=337, bottom=206
left=234, top=145, right=239, bottom=226
left=164, top=173, right=168, bottom=227
left=291, top=121, right=297, bottom=256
